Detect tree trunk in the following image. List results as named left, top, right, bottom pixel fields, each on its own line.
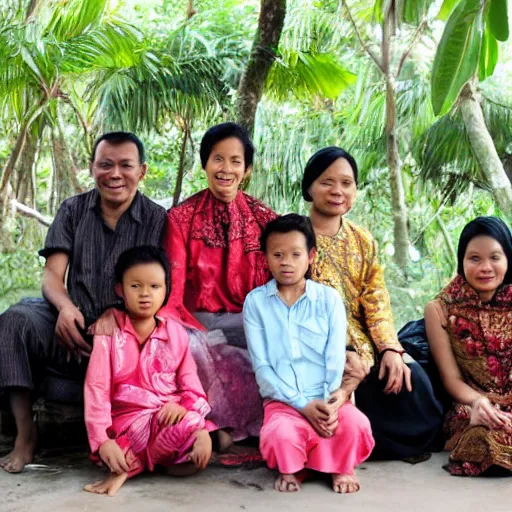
left=25, top=0, right=41, bottom=20
left=15, top=129, right=39, bottom=206
left=385, top=78, right=410, bottom=268
left=173, top=122, right=190, bottom=206
left=383, top=3, right=410, bottom=268
left=0, top=123, right=30, bottom=221
left=460, top=82, right=512, bottom=216
left=236, top=0, right=286, bottom=136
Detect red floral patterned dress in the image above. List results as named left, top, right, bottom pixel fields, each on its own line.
left=437, top=275, right=512, bottom=475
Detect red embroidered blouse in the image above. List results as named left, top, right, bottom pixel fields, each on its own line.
left=163, top=189, right=277, bottom=329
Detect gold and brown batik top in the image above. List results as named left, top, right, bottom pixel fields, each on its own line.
left=310, top=217, right=403, bottom=367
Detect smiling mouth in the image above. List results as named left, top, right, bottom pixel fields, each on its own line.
left=215, top=174, right=235, bottom=185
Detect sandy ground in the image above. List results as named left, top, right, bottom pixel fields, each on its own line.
left=2, top=451, right=511, bottom=512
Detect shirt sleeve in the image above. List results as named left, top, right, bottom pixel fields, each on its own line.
left=38, top=200, right=73, bottom=259
left=84, top=334, right=113, bottom=454
left=162, top=211, right=204, bottom=330
left=243, top=294, right=309, bottom=410
left=360, top=237, right=404, bottom=354
left=173, top=323, right=211, bottom=418
left=324, top=289, right=347, bottom=397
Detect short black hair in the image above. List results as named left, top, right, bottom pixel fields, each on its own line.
left=199, top=122, right=254, bottom=171
left=261, top=213, right=316, bottom=253
left=114, top=245, right=171, bottom=305
left=302, top=146, right=358, bottom=202
left=91, top=131, right=145, bottom=164
left=457, top=216, right=512, bottom=285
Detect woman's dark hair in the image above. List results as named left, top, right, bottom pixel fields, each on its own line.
left=457, top=216, right=512, bottom=284
left=114, top=245, right=171, bottom=305
left=199, top=122, right=254, bottom=171
left=91, top=131, right=145, bottom=164
left=302, top=146, right=358, bottom=202
left=260, top=214, right=316, bottom=279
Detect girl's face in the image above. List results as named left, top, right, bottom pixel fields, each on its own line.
left=204, top=137, right=250, bottom=203
left=308, top=158, right=357, bottom=217
left=463, top=235, right=508, bottom=302
left=118, top=262, right=167, bottom=319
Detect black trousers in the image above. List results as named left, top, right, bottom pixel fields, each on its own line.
left=0, top=298, right=90, bottom=394
left=355, top=360, right=444, bottom=460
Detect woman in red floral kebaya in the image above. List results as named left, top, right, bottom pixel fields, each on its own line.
left=425, top=217, right=512, bottom=475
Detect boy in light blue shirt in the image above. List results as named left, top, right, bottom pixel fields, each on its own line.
left=243, top=214, right=374, bottom=494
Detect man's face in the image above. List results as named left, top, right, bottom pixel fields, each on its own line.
left=91, top=140, right=147, bottom=208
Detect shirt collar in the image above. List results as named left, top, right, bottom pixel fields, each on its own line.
left=265, top=278, right=317, bottom=301
left=88, top=188, right=142, bottom=224
left=113, top=308, right=168, bottom=341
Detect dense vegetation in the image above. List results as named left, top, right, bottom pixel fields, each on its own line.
left=1, top=0, right=511, bottom=327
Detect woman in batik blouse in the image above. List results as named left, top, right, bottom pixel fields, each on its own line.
left=425, top=217, right=512, bottom=475
left=302, top=146, right=443, bottom=460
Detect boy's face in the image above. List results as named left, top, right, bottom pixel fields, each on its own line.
left=119, top=262, right=167, bottom=320
left=265, top=231, right=316, bottom=287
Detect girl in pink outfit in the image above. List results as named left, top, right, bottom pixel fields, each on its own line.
left=244, top=215, right=374, bottom=494
left=84, top=246, right=213, bottom=497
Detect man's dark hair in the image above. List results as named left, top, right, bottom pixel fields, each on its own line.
left=457, top=216, right=512, bottom=285
left=114, top=245, right=171, bottom=304
left=199, top=122, right=254, bottom=171
left=91, top=132, right=146, bottom=164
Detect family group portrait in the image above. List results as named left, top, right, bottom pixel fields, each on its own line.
left=1, top=0, right=511, bottom=511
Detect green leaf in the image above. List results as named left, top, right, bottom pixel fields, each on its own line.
left=437, top=0, right=461, bottom=20
left=266, top=51, right=356, bottom=101
left=374, top=0, right=384, bottom=23
left=488, top=0, right=509, bottom=41
left=402, top=0, right=436, bottom=24
left=478, top=26, right=499, bottom=81
left=431, top=0, right=483, bottom=116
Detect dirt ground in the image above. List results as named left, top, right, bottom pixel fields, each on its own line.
left=2, top=451, right=511, bottom=512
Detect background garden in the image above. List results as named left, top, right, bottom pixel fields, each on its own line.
left=0, top=0, right=511, bottom=327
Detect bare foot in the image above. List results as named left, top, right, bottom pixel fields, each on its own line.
left=275, top=473, right=301, bottom=492
left=189, top=429, right=212, bottom=470
left=0, top=423, right=37, bottom=473
left=332, top=473, right=360, bottom=494
left=84, top=472, right=128, bottom=497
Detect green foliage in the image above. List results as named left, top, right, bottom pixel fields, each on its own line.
left=488, top=0, right=509, bottom=41
left=479, top=25, right=499, bottom=81
left=431, top=0, right=482, bottom=115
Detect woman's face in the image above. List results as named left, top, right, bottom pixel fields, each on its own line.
left=463, top=235, right=508, bottom=301
left=308, top=158, right=357, bottom=217
left=204, top=137, right=249, bottom=203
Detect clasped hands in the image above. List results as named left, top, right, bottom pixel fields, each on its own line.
left=470, top=396, right=512, bottom=432
left=301, top=390, right=347, bottom=437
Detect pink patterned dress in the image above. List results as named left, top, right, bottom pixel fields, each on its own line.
left=84, top=309, right=214, bottom=477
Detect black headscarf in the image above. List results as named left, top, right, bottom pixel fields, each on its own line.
left=302, top=146, right=358, bottom=202
left=457, top=216, right=512, bottom=284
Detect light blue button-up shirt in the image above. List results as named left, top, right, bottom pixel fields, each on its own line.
left=243, top=279, right=347, bottom=410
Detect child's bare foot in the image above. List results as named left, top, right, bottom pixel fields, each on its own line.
left=84, top=472, right=128, bottom=497
left=275, top=473, right=301, bottom=492
left=332, top=473, right=360, bottom=493
left=189, top=429, right=212, bottom=470
left=0, top=423, right=37, bottom=473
